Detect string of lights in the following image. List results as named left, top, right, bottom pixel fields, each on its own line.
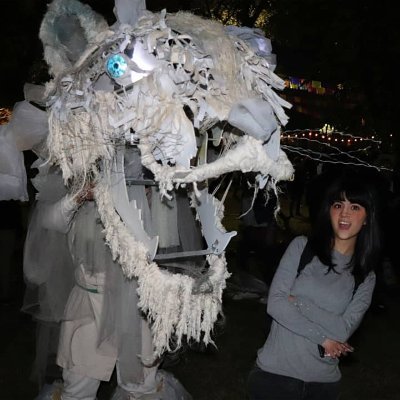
left=282, top=128, right=382, bottom=144
left=281, top=128, right=392, bottom=172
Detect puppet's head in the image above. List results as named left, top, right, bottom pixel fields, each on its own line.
left=32, top=0, right=293, bottom=355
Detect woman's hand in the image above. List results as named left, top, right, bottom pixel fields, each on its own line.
left=322, top=338, right=354, bottom=358
left=288, top=294, right=354, bottom=358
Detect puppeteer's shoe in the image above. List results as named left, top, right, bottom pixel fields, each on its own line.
left=110, top=370, right=192, bottom=400
left=111, top=385, right=163, bottom=400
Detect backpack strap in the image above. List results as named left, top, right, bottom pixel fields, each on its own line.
left=296, top=239, right=315, bottom=277
left=296, top=238, right=360, bottom=296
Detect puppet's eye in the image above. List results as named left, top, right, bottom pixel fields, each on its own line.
left=106, top=54, right=128, bottom=78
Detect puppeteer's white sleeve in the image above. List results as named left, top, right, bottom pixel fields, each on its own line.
left=41, top=196, right=78, bottom=234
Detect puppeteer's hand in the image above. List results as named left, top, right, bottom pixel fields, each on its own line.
left=75, top=183, right=95, bottom=204
left=322, top=338, right=354, bottom=359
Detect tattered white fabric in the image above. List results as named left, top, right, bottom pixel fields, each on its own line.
left=7, top=101, right=49, bottom=151
left=0, top=125, right=28, bottom=201
left=30, top=0, right=294, bottom=355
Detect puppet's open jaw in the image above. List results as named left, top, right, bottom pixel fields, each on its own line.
left=30, top=1, right=294, bottom=355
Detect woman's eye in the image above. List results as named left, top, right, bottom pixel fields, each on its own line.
left=332, top=203, right=342, bottom=209
left=351, top=204, right=361, bottom=211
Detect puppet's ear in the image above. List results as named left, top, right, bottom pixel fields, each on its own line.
left=113, top=0, right=147, bottom=27
left=39, top=0, right=109, bottom=77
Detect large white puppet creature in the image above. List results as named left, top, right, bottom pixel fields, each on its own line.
left=1, top=0, right=293, bottom=398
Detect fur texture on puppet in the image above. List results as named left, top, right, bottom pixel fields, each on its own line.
left=26, top=0, right=294, bottom=356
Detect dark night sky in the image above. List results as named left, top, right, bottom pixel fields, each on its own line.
left=0, top=1, right=46, bottom=105
left=0, top=0, right=165, bottom=105
left=0, top=0, right=117, bottom=106
left=0, top=0, right=397, bottom=133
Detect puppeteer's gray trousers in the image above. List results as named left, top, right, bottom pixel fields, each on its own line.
left=61, top=369, right=100, bottom=400
left=61, top=361, right=161, bottom=400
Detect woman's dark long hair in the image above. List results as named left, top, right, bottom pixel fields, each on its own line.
left=308, top=170, right=382, bottom=285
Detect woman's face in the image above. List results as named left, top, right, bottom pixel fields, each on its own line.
left=330, top=197, right=367, bottom=253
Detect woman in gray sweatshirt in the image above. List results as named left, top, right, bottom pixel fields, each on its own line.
left=248, top=171, right=382, bottom=400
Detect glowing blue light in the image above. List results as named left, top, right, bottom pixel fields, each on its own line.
left=106, top=54, right=128, bottom=78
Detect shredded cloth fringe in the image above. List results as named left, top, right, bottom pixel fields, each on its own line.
left=95, top=182, right=230, bottom=356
